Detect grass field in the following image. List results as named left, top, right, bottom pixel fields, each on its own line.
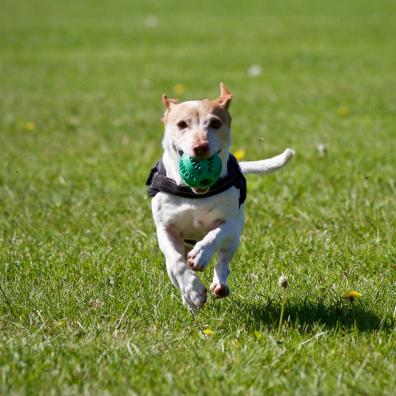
left=1, top=0, right=396, bottom=394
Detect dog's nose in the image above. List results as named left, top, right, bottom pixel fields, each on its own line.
left=193, top=142, right=209, bottom=158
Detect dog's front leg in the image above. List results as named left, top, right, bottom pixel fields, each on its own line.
left=156, top=227, right=207, bottom=311
left=186, top=221, right=240, bottom=272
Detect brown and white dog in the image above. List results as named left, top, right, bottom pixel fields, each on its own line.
left=149, top=83, right=294, bottom=311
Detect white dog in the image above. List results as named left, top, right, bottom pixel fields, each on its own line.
left=147, top=83, right=294, bottom=312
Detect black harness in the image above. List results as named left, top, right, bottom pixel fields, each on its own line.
left=146, top=154, right=247, bottom=207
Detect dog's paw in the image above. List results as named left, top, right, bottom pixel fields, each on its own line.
left=210, top=283, right=230, bottom=298
left=187, top=243, right=212, bottom=272
left=181, top=274, right=207, bottom=311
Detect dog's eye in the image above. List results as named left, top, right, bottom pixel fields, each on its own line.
left=209, top=118, right=222, bottom=129
left=177, top=120, right=188, bottom=130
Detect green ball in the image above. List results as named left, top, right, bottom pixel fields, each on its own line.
left=179, top=153, right=222, bottom=189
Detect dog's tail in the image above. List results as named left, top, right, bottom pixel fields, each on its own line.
left=239, top=148, right=295, bottom=175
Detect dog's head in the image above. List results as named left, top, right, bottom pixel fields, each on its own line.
left=161, top=83, right=232, bottom=161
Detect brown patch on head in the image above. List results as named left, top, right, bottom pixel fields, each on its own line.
left=209, top=102, right=232, bottom=127
left=162, top=99, right=230, bottom=128
left=161, top=84, right=232, bottom=127
left=160, top=84, right=234, bottom=157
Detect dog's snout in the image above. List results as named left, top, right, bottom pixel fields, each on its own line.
left=193, top=142, right=209, bottom=158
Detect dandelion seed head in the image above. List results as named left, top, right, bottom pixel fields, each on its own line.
left=317, top=143, right=327, bottom=157
left=141, top=79, right=151, bottom=89
left=278, top=275, right=288, bottom=289
left=145, top=15, right=159, bottom=28
left=247, top=64, right=263, bottom=77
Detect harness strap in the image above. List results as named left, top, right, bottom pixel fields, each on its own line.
left=146, top=154, right=246, bottom=206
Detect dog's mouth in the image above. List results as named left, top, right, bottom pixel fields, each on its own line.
left=191, top=187, right=210, bottom=194
left=176, top=147, right=221, bottom=159
left=173, top=144, right=221, bottom=195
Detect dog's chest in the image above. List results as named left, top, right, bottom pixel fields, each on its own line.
left=152, top=188, right=242, bottom=239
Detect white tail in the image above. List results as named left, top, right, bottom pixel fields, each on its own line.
left=239, top=148, right=295, bottom=175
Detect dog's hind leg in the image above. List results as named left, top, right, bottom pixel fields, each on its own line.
left=156, top=227, right=207, bottom=311
left=210, top=241, right=238, bottom=298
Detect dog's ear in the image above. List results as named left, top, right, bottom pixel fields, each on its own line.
left=161, top=94, right=180, bottom=123
left=162, top=94, right=179, bottom=109
left=216, top=82, right=232, bottom=109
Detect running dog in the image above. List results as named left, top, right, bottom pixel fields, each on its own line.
left=146, top=83, right=294, bottom=311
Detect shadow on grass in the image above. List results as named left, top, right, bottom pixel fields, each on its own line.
left=229, top=297, right=393, bottom=333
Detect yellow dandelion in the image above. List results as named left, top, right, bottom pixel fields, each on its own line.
left=233, top=149, right=246, bottom=161
left=202, top=328, right=214, bottom=336
left=342, top=290, right=362, bottom=301
left=337, top=106, right=350, bottom=117
left=173, top=83, right=186, bottom=95
left=24, top=121, right=35, bottom=131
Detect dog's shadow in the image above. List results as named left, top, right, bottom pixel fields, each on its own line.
left=223, top=297, right=393, bottom=333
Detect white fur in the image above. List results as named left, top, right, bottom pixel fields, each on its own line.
left=239, top=148, right=295, bottom=174
left=151, top=95, right=294, bottom=311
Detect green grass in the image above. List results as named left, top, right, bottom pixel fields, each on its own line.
left=1, top=0, right=396, bottom=394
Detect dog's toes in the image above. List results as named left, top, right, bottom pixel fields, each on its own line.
left=186, top=254, right=204, bottom=271
left=210, top=283, right=230, bottom=298
left=187, top=244, right=212, bottom=271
